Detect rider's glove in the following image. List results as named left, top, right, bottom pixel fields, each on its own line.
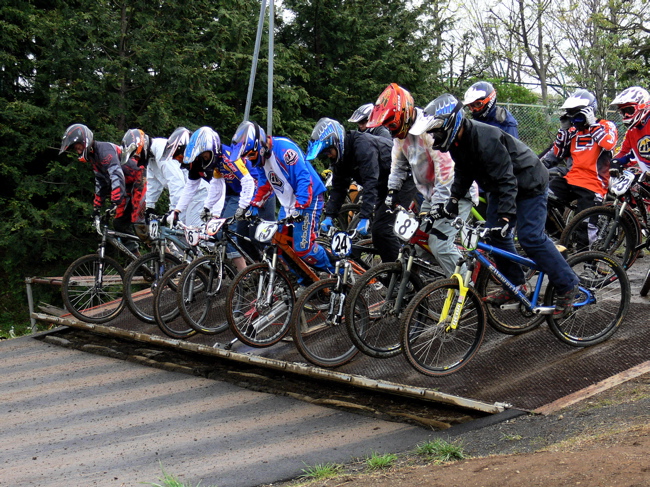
left=107, top=203, right=118, bottom=218
left=609, top=161, right=622, bottom=178
left=384, top=190, right=397, bottom=210
left=246, top=206, right=260, bottom=218
left=289, top=208, right=302, bottom=220
left=490, top=218, right=513, bottom=238
left=430, top=197, right=459, bottom=220
left=355, top=218, right=370, bottom=237
left=556, top=128, right=572, bottom=148
left=590, top=124, right=606, bottom=143
left=92, top=207, right=101, bottom=220
left=234, top=206, right=248, bottom=220
left=419, top=211, right=434, bottom=233
left=165, top=210, right=179, bottom=227
left=580, top=106, right=597, bottom=127
left=145, top=207, right=156, bottom=219
left=320, top=216, right=334, bottom=233
left=200, top=207, right=211, bottom=222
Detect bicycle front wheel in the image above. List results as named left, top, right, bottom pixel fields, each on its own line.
left=560, top=206, right=639, bottom=269
left=61, top=254, right=126, bottom=323
left=227, top=263, right=295, bottom=347
left=152, top=264, right=197, bottom=339
left=177, top=255, right=237, bottom=334
left=291, top=278, right=360, bottom=368
left=344, top=262, right=424, bottom=359
left=544, top=251, right=630, bottom=347
left=641, top=266, right=650, bottom=297
left=124, top=252, right=181, bottom=324
left=401, top=279, right=486, bottom=377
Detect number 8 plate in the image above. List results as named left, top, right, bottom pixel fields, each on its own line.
left=394, top=210, right=418, bottom=242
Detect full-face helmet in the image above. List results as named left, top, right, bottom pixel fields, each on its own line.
left=347, top=103, right=374, bottom=124
left=231, top=121, right=268, bottom=168
left=409, top=94, right=464, bottom=152
left=120, top=128, right=150, bottom=166
left=610, top=86, right=650, bottom=128
left=162, top=127, right=192, bottom=161
left=366, top=83, right=415, bottom=139
left=183, top=126, right=221, bottom=170
left=463, top=81, right=497, bottom=119
left=561, top=89, right=598, bottom=130
left=59, top=123, right=94, bottom=162
left=305, top=118, right=345, bottom=164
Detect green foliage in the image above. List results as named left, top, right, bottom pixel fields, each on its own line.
left=414, top=438, right=466, bottom=463
left=365, top=451, right=398, bottom=470
left=299, top=462, right=343, bottom=480
left=143, top=463, right=217, bottom=487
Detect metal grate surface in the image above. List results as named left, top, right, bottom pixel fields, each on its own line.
left=36, top=294, right=650, bottom=412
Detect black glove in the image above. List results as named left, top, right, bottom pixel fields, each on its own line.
left=490, top=218, right=513, bottom=238
left=609, top=161, right=622, bottom=178
left=384, top=190, right=397, bottom=210
left=419, top=211, right=434, bottom=233
left=234, top=207, right=248, bottom=220
left=200, top=207, right=211, bottom=222
left=559, top=114, right=571, bottom=130
left=429, top=197, right=459, bottom=220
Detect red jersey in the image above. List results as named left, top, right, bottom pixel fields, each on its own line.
left=613, top=116, right=650, bottom=173
left=554, top=119, right=617, bottom=196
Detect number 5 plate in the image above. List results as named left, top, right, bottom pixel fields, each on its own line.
left=394, top=210, right=418, bottom=242
left=330, top=232, right=352, bottom=257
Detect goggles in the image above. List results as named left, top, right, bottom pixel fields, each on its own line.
left=618, top=105, right=636, bottom=116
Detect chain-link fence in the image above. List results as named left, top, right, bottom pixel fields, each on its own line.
left=501, top=103, right=627, bottom=156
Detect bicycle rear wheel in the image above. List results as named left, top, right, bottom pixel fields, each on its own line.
left=291, top=278, right=360, bottom=368
left=560, top=206, right=639, bottom=269
left=344, top=262, right=424, bottom=358
left=177, top=255, right=237, bottom=334
left=544, top=251, right=630, bottom=347
left=227, top=263, right=295, bottom=347
left=152, top=264, right=197, bottom=339
left=61, top=254, right=126, bottom=323
left=474, top=264, right=545, bottom=335
left=401, top=279, right=486, bottom=377
left=124, top=252, right=182, bottom=324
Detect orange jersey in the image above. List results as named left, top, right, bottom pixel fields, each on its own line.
left=555, top=119, right=618, bottom=196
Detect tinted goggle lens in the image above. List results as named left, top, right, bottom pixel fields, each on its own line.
left=619, top=106, right=636, bottom=116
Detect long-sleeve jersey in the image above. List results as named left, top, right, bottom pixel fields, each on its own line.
left=145, top=137, right=187, bottom=210
left=475, top=105, right=519, bottom=138
left=89, top=141, right=128, bottom=209
left=613, top=116, right=650, bottom=173
left=553, top=120, right=618, bottom=196
left=250, top=137, right=326, bottom=214
left=387, top=128, right=478, bottom=206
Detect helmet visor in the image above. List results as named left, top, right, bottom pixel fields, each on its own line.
left=305, top=140, right=325, bottom=161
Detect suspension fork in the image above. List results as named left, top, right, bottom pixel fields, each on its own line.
left=94, top=224, right=110, bottom=287
left=260, top=247, right=279, bottom=306
left=602, top=200, right=627, bottom=248
left=393, top=246, right=414, bottom=313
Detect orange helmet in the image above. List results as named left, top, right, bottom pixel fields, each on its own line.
left=366, top=83, right=415, bottom=139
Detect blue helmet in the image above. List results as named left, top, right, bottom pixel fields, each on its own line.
left=305, top=118, right=345, bottom=164
left=409, top=94, right=464, bottom=152
left=183, top=126, right=221, bottom=169
left=231, top=121, right=268, bottom=167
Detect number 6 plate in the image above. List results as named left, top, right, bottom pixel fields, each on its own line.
left=330, top=232, right=352, bottom=257
left=394, top=210, right=418, bottom=242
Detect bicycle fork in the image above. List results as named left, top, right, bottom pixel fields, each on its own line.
left=327, top=260, right=349, bottom=325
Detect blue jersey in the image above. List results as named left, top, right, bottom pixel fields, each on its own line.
left=251, top=137, right=326, bottom=211
left=477, top=105, right=519, bottom=138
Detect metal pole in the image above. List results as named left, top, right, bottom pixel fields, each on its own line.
left=244, top=0, right=267, bottom=122
left=267, top=0, right=274, bottom=137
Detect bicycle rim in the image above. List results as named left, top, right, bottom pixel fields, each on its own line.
left=62, top=254, right=126, bottom=323
left=345, top=262, right=423, bottom=358
left=544, top=251, right=630, bottom=347
left=124, top=252, right=181, bottom=324
left=178, top=255, right=234, bottom=334
left=291, top=279, right=359, bottom=368
left=401, top=279, right=486, bottom=377
left=152, top=264, right=197, bottom=339
left=227, top=263, right=295, bottom=347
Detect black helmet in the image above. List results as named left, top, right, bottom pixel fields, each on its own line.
left=409, top=94, right=464, bottom=152
left=162, top=127, right=192, bottom=161
left=60, top=123, right=94, bottom=162
left=120, top=128, right=150, bottom=166
left=347, top=103, right=374, bottom=124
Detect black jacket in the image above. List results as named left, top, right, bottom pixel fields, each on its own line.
left=326, top=130, right=392, bottom=220
left=449, top=119, right=548, bottom=220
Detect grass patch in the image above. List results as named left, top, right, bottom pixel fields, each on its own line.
left=500, top=433, right=523, bottom=441
left=299, top=462, right=343, bottom=480
left=365, top=451, right=398, bottom=470
left=414, top=439, right=466, bottom=463
left=143, top=464, right=217, bottom=487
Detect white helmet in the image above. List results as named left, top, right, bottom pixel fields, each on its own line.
left=610, top=86, right=650, bottom=128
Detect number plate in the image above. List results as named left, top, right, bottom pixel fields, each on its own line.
left=330, top=232, right=352, bottom=257
left=184, top=226, right=202, bottom=246
left=148, top=219, right=160, bottom=240
left=394, top=210, right=418, bottom=242
left=610, top=170, right=635, bottom=196
left=206, top=218, right=226, bottom=236
left=255, top=220, right=278, bottom=243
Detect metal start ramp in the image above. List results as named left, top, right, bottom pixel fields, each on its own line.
left=31, top=295, right=650, bottom=414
